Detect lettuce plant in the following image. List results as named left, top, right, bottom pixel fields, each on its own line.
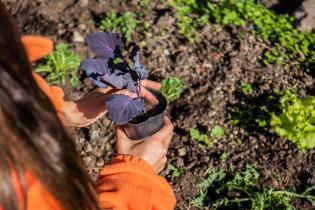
left=270, top=91, right=315, bottom=149
left=80, top=32, right=148, bottom=124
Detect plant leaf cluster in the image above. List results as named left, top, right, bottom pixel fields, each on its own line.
left=80, top=32, right=148, bottom=125
left=191, top=164, right=315, bottom=210
left=36, top=43, right=81, bottom=87
left=161, top=76, right=186, bottom=103
left=270, top=91, right=315, bottom=149
left=100, top=10, right=138, bottom=42
left=171, top=0, right=315, bottom=66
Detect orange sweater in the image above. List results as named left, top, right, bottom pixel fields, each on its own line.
left=6, top=36, right=176, bottom=210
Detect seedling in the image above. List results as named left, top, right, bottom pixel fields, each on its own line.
left=189, top=128, right=214, bottom=148
left=80, top=32, right=166, bottom=139
left=210, top=125, right=225, bottom=139
left=100, top=10, right=138, bottom=42
left=36, top=43, right=81, bottom=87
left=270, top=91, right=315, bottom=149
left=167, top=163, right=185, bottom=180
left=241, top=82, right=253, bottom=95
left=161, top=76, right=185, bottom=103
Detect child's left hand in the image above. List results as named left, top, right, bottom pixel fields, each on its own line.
left=62, top=80, right=161, bottom=127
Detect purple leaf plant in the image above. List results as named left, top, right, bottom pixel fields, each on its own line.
left=80, top=32, right=148, bottom=125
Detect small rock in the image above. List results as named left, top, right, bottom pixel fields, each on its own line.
left=85, top=143, right=92, bottom=153
left=178, top=147, right=187, bottom=157
left=96, top=158, right=105, bottom=167
left=73, top=31, right=84, bottom=42
left=176, top=158, right=185, bottom=167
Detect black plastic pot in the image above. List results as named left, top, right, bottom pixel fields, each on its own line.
left=123, top=91, right=167, bottom=140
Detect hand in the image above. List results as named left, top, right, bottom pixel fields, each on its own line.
left=62, top=80, right=161, bottom=127
left=115, top=117, right=174, bottom=174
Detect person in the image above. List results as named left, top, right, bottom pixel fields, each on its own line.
left=0, top=3, right=176, bottom=210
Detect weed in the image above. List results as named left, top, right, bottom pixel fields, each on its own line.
left=211, top=125, right=225, bottom=139
left=189, top=128, right=214, bottom=148
left=161, top=76, right=186, bottom=103
left=220, top=152, right=228, bottom=161
left=100, top=10, right=138, bottom=42
left=191, top=164, right=315, bottom=209
left=35, top=43, right=81, bottom=87
left=270, top=91, right=315, bottom=149
left=241, top=82, right=253, bottom=95
left=167, top=163, right=185, bottom=180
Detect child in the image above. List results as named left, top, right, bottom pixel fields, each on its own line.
left=0, top=3, right=175, bottom=210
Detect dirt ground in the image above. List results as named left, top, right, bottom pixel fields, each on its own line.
left=4, top=0, right=315, bottom=209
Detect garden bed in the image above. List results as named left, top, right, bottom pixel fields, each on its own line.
left=4, top=0, right=315, bottom=209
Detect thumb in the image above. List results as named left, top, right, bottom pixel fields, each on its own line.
left=115, top=126, right=133, bottom=153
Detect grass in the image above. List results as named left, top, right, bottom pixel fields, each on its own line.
left=35, top=43, right=81, bottom=87
left=100, top=10, right=138, bottom=42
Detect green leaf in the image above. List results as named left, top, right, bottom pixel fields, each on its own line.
left=211, top=125, right=225, bottom=139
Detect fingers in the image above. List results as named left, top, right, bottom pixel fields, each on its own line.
left=149, top=116, right=174, bottom=147
left=141, top=80, right=161, bottom=90
left=140, top=87, right=159, bottom=105
left=113, top=89, right=137, bottom=98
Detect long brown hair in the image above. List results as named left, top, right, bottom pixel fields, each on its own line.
left=0, top=3, right=100, bottom=210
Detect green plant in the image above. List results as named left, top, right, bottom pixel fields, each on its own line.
left=167, top=163, right=185, bottom=179
left=270, top=91, right=315, bottom=149
left=189, top=128, right=214, bottom=148
left=172, top=0, right=315, bottom=65
left=211, top=125, right=225, bottom=139
left=191, top=167, right=225, bottom=207
left=241, top=82, right=253, bottom=95
left=161, top=76, right=185, bottom=103
left=35, top=43, right=81, bottom=87
left=220, top=152, right=228, bottom=161
left=191, top=164, right=315, bottom=209
left=171, top=0, right=209, bottom=42
left=206, top=0, right=315, bottom=66
left=100, top=10, right=138, bottom=42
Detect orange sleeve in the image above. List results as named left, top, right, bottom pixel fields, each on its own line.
left=21, top=35, right=64, bottom=118
left=21, top=35, right=53, bottom=63
left=32, top=73, right=64, bottom=119
left=97, top=155, right=176, bottom=210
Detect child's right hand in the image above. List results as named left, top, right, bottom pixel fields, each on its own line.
left=115, top=117, right=174, bottom=173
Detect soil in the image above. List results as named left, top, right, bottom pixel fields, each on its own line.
left=3, top=0, right=315, bottom=209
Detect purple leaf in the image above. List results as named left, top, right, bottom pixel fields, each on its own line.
left=80, top=58, right=125, bottom=89
left=130, top=45, right=148, bottom=79
left=107, top=94, right=145, bottom=124
left=80, top=58, right=109, bottom=87
left=87, top=32, right=122, bottom=59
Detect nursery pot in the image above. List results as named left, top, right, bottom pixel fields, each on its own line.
left=123, top=91, right=167, bottom=140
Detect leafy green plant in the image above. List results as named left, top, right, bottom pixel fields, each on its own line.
left=241, top=82, right=253, bottom=95
left=100, top=10, right=138, bottom=42
left=167, top=163, right=185, bottom=179
left=35, top=43, right=81, bottom=87
left=171, top=0, right=209, bottom=42
left=191, top=164, right=315, bottom=209
left=211, top=125, right=225, bottom=139
left=270, top=91, right=315, bottom=149
left=206, top=0, right=315, bottom=66
left=161, top=76, right=186, bottom=103
left=189, top=128, right=214, bottom=148
left=172, top=0, right=315, bottom=65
